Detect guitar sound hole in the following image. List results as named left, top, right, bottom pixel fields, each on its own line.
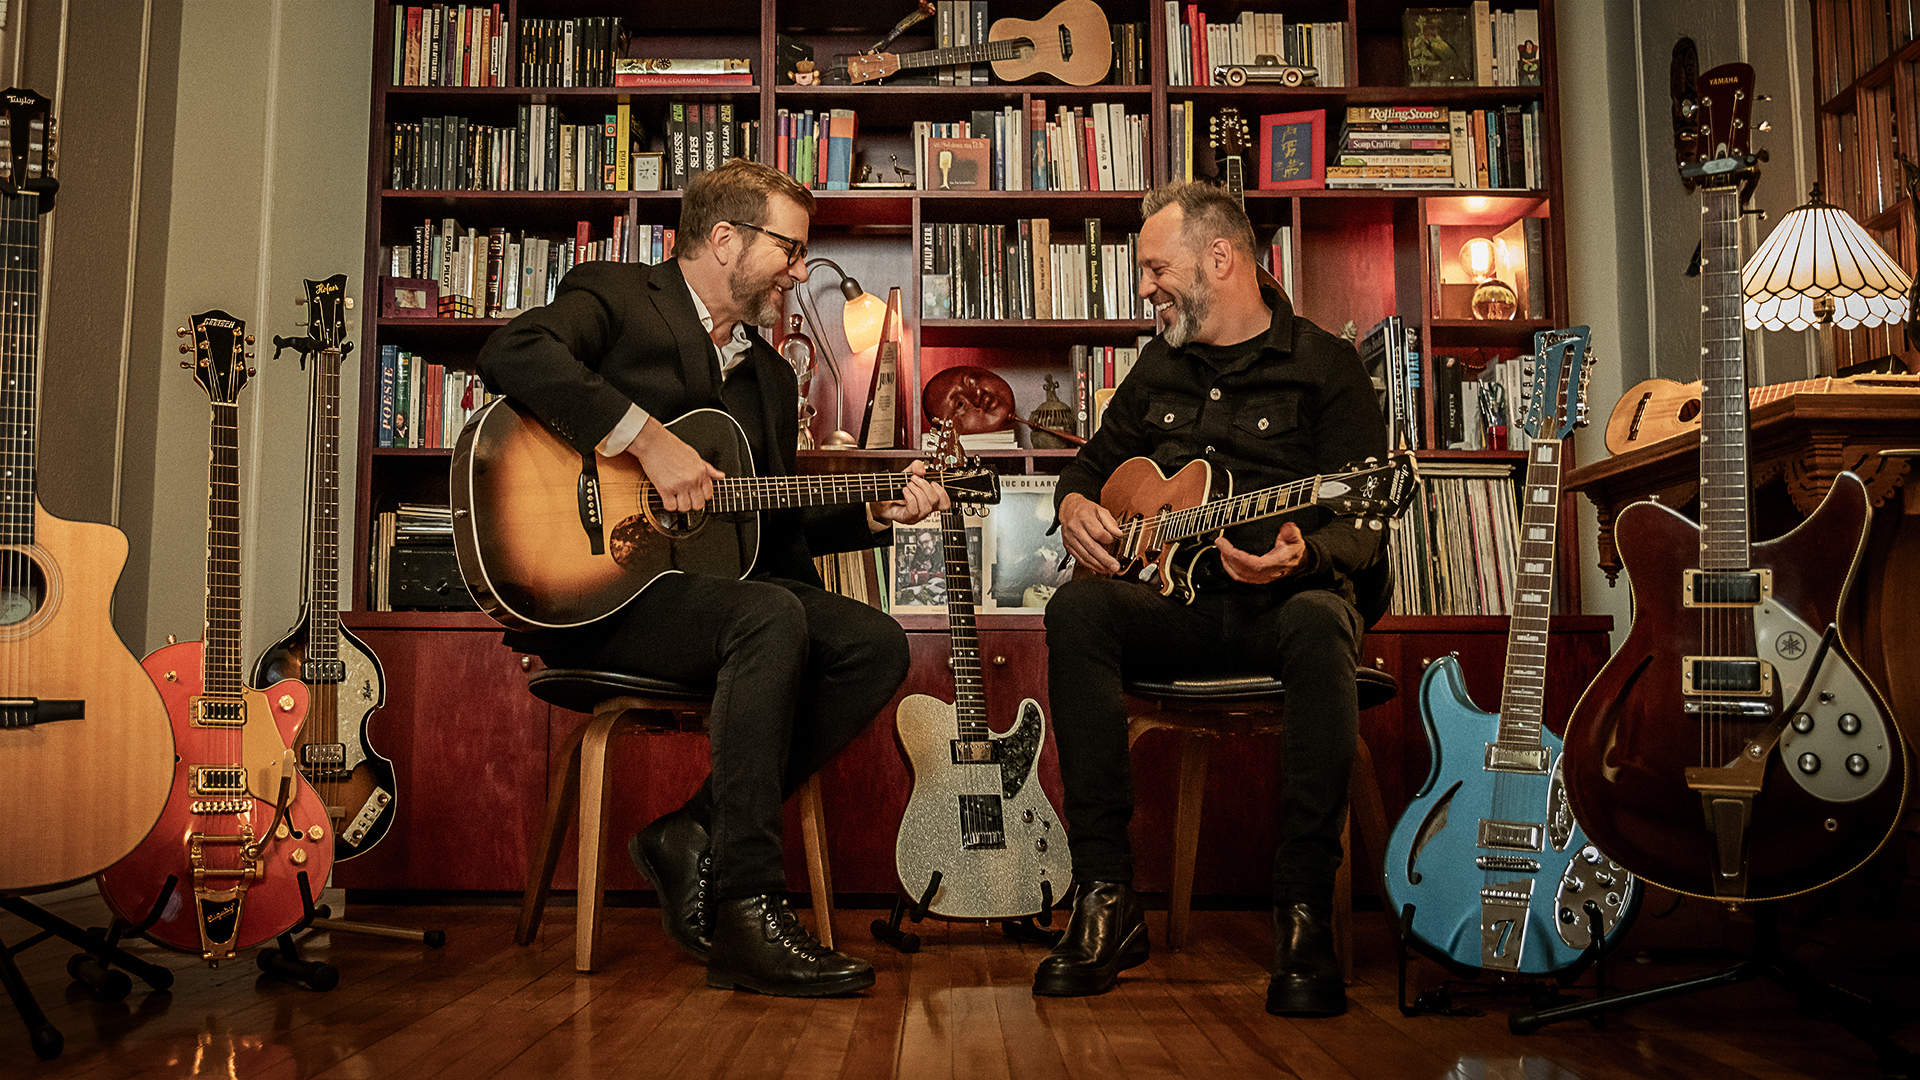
left=0, top=555, right=45, bottom=625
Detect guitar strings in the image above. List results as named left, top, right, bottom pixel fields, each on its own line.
left=3, top=188, right=30, bottom=712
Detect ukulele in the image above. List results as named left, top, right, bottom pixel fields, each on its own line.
left=1603, top=373, right=1920, bottom=456
left=98, top=311, right=333, bottom=960
left=847, top=0, right=1112, bottom=86
left=0, top=87, right=175, bottom=893
left=1559, top=54, right=1907, bottom=901
left=893, top=423, right=1061, bottom=920
left=252, top=276, right=396, bottom=860
left=1385, top=327, right=1640, bottom=975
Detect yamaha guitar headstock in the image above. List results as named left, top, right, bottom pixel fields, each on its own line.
left=1671, top=38, right=1762, bottom=195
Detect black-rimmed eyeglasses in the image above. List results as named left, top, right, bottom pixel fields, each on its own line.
left=727, top=220, right=808, bottom=267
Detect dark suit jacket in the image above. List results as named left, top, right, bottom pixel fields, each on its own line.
left=475, top=259, right=883, bottom=593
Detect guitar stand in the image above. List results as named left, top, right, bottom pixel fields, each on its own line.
left=1394, top=901, right=1612, bottom=1022
left=1, top=894, right=176, bottom=1060
left=253, top=871, right=339, bottom=991
left=1508, top=904, right=1919, bottom=1078
left=870, top=874, right=1062, bottom=954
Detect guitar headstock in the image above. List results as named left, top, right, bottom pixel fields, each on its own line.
left=1319, top=454, right=1419, bottom=527
left=927, top=418, right=1002, bottom=506
left=1671, top=39, right=1760, bottom=193
left=846, top=53, right=900, bottom=84
left=0, top=87, right=57, bottom=210
left=1519, top=325, right=1594, bottom=441
left=182, top=310, right=252, bottom=405
left=1209, top=106, right=1252, bottom=162
left=303, top=274, right=354, bottom=353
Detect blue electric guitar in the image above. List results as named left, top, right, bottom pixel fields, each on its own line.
left=1384, top=326, right=1640, bottom=975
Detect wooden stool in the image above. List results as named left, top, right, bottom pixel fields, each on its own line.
left=514, top=669, right=836, bottom=972
left=1124, top=666, right=1398, bottom=979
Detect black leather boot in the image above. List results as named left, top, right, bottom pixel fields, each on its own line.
left=629, top=809, right=712, bottom=959
left=706, top=894, right=875, bottom=996
left=1267, top=902, right=1345, bottom=1016
left=1032, top=881, right=1149, bottom=996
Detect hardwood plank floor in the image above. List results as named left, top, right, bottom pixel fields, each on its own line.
left=3, top=893, right=1913, bottom=1079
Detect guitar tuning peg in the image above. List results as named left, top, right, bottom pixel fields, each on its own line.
left=344, top=297, right=354, bottom=309
left=244, top=335, right=255, bottom=344
left=248, top=367, right=258, bottom=377
left=293, top=296, right=306, bottom=306
left=178, top=360, right=190, bottom=369
left=178, top=343, right=190, bottom=354
left=175, top=326, right=188, bottom=337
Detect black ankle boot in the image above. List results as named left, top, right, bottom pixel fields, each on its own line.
left=1267, top=902, right=1344, bottom=1016
left=629, top=809, right=712, bottom=959
left=1032, top=881, right=1149, bottom=996
left=706, top=894, right=875, bottom=997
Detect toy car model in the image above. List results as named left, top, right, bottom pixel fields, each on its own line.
left=1213, top=55, right=1317, bottom=87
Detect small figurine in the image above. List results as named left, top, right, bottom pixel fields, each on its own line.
left=792, top=59, right=819, bottom=86
left=890, top=153, right=913, bottom=186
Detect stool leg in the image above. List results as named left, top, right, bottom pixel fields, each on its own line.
left=1337, top=738, right=1389, bottom=984
left=575, top=713, right=621, bottom=972
left=1334, top=811, right=1354, bottom=983
left=518, top=720, right=593, bottom=945
left=797, top=775, right=835, bottom=949
left=1168, top=733, right=1210, bottom=950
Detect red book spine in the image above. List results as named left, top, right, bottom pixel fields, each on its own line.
left=1082, top=115, right=1099, bottom=191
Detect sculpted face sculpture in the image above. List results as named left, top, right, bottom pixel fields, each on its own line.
left=923, top=364, right=1014, bottom=434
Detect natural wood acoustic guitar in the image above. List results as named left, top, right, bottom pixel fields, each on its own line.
left=847, top=0, right=1113, bottom=86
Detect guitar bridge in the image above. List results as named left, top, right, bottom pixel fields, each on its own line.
left=0, top=698, right=83, bottom=728
left=957, top=794, right=1006, bottom=849
left=187, top=825, right=264, bottom=963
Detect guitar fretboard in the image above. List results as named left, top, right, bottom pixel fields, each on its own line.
left=1125, top=473, right=1321, bottom=550
left=305, top=345, right=343, bottom=666
left=897, top=39, right=1027, bottom=70
left=1495, top=438, right=1562, bottom=743
left=936, top=507, right=990, bottom=743
left=648, top=472, right=927, bottom=513
left=205, top=400, right=244, bottom=699
left=1699, top=187, right=1752, bottom=570
left=0, top=189, right=40, bottom=546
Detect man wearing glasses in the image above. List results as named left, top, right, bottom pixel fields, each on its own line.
left=478, top=159, right=947, bottom=997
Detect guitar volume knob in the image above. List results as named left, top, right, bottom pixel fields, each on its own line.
left=1797, top=752, right=1820, bottom=774
left=1838, top=713, right=1861, bottom=735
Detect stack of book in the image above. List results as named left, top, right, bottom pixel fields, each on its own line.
left=370, top=503, right=463, bottom=612
left=1386, top=459, right=1520, bottom=617
left=920, top=220, right=1146, bottom=322
left=1332, top=106, right=1453, bottom=188
left=1163, top=3, right=1347, bottom=86
left=516, top=15, right=622, bottom=87
left=912, top=101, right=1147, bottom=193
left=389, top=4, right=507, bottom=87
left=614, top=57, right=751, bottom=86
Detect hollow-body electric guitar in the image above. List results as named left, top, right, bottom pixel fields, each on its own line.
left=1560, top=56, right=1906, bottom=902
left=98, top=311, right=333, bottom=960
left=451, top=401, right=999, bottom=631
left=0, top=87, right=175, bottom=893
left=252, top=276, right=395, bottom=860
left=894, top=427, right=1061, bottom=919
left=1385, top=327, right=1640, bottom=975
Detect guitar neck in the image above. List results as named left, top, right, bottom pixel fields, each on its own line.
left=304, top=346, right=344, bottom=666
left=1149, top=473, right=1321, bottom=543
left=937, top=506, right=990, bottom=740
left=892, top=38, right=1025, bottom=73
left=205, top=401, right=244, bottom=699
left=1699, top=187, right=1752, bottom=570
left=0, top=190, right=41, bottom=546
left=1496, top=438, right=1562, bottom=741
left=702, top=472, right=913, bottom=513
left=1226, top=156, right=1245, bottom=207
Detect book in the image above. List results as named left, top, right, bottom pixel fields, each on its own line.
left=1084, top=218, right=1104, bottom=319
left=1346, top=105, right=1447, bottom=125
left=928, top=136, right=990, bottom=190
left=1403, top=8, right=1474, bottom=87
left=825, top=108, right=856, bottom=190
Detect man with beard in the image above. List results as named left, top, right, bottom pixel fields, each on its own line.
left=477, top=159, right=947, bottom=997
left=1033, top=182, right=1387, bottom=1016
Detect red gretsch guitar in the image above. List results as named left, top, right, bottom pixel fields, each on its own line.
left=0, top=87, right=175, bottom=894
left=1559, top=57, right=1908, bottom=901
left=97, top=311, right=334, bottom=960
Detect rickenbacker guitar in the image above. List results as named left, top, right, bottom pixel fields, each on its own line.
left=894, top=424, right=1062, bottom=919
left=98, top=311, right=333, bottom=961
left=451, top=401, right=999, bottom=631
left=847, top=0, right=1112, bottom=86
left=1385, top=327, right=1641, bottom=975
left=0, top=88, right=175, bottom=894
left=251, top=276, right=395, bottom=860
left=1084, top=453, right=1418, bottom=603
left=1560, top=55, right=1907, bottom=902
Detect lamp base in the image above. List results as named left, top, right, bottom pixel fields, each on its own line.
left=818, top=429, right=859, bottom=450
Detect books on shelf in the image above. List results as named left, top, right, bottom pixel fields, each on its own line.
left=376, top=349, right=496, bottom=450
left=515, top=14, right=622, bottom=87
left=921, top=220, right=1146, bottom=323
left=613, top=57, right=752, bottom=86
left=1331, top=104, right=1543, bottom=190
left=390, top=4, right=507, bottom=87
left=1164, top=3, right=1346, bottom=87
left=911, top=102, right=1147, bottom=192
left=1358, top=316, right=1420, bottom=452
left=386, top=217, right=663, bottom=315
left=1386, top=459, right=1520, bottom=617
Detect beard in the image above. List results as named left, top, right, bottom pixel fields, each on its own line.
left=1158, top=273, right=1212, bottom=348
left=729, top=259, right=785, bottom=328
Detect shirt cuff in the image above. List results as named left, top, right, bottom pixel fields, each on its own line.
left=596, top=404, right=650, bottom=457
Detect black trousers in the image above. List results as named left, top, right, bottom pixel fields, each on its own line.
left=553, top=571, right=909, bottom=898
left=1044, top=576, right=1363, bottom=909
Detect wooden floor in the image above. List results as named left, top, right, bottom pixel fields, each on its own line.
left=3, top=892, right=1915, bottom=1079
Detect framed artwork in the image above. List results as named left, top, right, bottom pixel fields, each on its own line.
left=1257, top=110, right=1325, bottom=190
left=382, top=277, right=439, bottom=318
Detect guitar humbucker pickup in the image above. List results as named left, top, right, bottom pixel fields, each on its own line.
left=1683, top=656, right=1773, bottom=696
left=301, top=659, right=347, bottom=683
left=1477, top=820, right=1546, bottom=852
left=190, top=766, right=246, bottom=796
left=1684, top=569, right=1770, bottom=607
left=950, top=740, right=998, bottom=764
left=192, top=697, right=245, bottom=727
left=1484, top=744, right=1549, bottom=774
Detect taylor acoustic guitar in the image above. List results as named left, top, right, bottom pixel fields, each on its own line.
left=1560, top=60, right=1907, bottom=902
left=1083, top=454, right=1418, bottom=603
left=97, top=311, right=333, bottom=961
left=252, top=276, right=395, bottom=860
left=847, top=0, right=1112, bottom=86
left=1385, top=327, right=1640, bottom=975
left=0, top=87, right=174, bottom=893
left=893, top=424, right=1062, bottom=921
left=451, top=402, right=999, bottom=631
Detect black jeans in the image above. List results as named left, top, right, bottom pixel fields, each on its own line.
left=554, top=572, right=909, bottom=898
left=1044, top=576, right=1363, bottom=909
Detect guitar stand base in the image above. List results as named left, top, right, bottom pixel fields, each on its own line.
left=1000, top=915, right=1063, bottom=948
left=253, top=871, right=339, bottom=992
left=1507, top=905, right=1919, bottom=1079
left=870, top=895, right=923, bottom=954
left=2, top=894, right=177, bottom=1061
left=1394, top=902, right=1612, bottom=1024
left=311, top=903, right=448, bottom=948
